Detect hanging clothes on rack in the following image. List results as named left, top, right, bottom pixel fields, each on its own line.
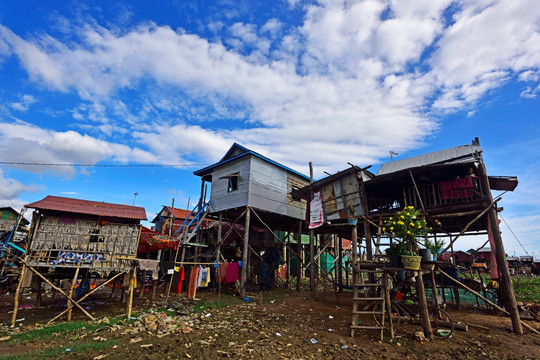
left=226, top=261, right=239, bottom=283
left=176, top=266, right=185, bottom=294
left=218, top=262, right=229, bottom=283
left=187, top=266, right=199, bottom=299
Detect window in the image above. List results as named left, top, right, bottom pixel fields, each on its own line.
left=228, top=176, right=238, bottom=192
left=220, top=173, right=239, bottom=192
left=291, top=186, right=302, bottom=202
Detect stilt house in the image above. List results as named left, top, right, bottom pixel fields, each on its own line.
left=24, top=195, right=146, bottom=271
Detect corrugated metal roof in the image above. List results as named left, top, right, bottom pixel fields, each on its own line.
left=25, top=195, right=147, bottom=220
left=194, top=143, right=310, bottom=181
left=376, top=141, right=482, bottom=176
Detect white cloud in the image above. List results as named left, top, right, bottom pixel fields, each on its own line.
left=0, top=120, right=158, bottom=176
left=0, top=0, right=538, bottom=190
left=0, top=169, right=42, bottom=209
left=10, top=94, right=37, bottom=112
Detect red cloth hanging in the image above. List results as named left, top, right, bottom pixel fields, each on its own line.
left=176, top=266, right=185, bottom=294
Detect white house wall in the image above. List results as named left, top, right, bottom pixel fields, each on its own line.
left=248, top=156, right=287, bottom=215
left=209, top=157, right=251, bottom=213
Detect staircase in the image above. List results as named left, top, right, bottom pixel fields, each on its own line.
left=351, top=263, right=391, bottom=340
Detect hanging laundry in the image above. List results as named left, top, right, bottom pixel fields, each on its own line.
left=218, top=262, right=229, bottom=283
left=187, top=267, right=199, bottom=299
left=196, top=266, right=203, bottom=288
left=200, top=267, right=210, bottom=287
left=226, top=262, right=239, bottom=283
left=176, top=266, right=185, bottom=294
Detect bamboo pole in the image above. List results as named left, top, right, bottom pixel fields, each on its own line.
left=127, top=269, right=134, bottom=318
left=309, top=162, right=315, bottom=300
left=11, top=264, right=26, bottom=326
left=67, top=265, right=81, bottom=321
left=415, top=270, right=433, bottom=340
left=478, top=159, right=523, bottom=335
left=21, top=262, right=95, bottom=321
left=240, top=207, right=251, bottom=298
left=296, top=221, right=302, bottom=292
left=48, top=271, right=124, bottom=324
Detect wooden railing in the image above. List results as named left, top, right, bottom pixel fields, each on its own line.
left=368, top=178, right=487, bottom=213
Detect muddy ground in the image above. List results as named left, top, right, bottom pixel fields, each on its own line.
left=1, top=286, right=539, bottom=359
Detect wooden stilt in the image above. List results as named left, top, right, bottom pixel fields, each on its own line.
left=415, top=271, right=433, bottom=340
left=240, top=207, right=251, bottom=298
left=384, top=271, right=394, bottom=339
left=36, top=277, right=42, bottom=308
left=11, top=264, right=26, bottom=327
left=296, top=221, right=302, bottom=292
left=48, top=272, right=124, bottom=324
left=478, top=160, right=523, bottom=335
left=67, top=265, right=80, bottom=321
left=110, top=279, right=116, bottom=299
left=127, top=269, right=134, bottom=318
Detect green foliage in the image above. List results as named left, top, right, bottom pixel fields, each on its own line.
left=512, top=276, right=540, bottom=303
left=192, top=296, right=243, bottom=313
left=424, top=237, right=446, bottom=255
left=385, top=242, right=407, bottom=256
left=384, top=206, right=431, bottom=252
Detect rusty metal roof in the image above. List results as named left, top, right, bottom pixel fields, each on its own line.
left=25, top=195, right=147, bottom=220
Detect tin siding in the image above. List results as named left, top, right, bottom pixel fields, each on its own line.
left=209, top=157, right=251, bottom=213
left=286, top=174, right=308, bottom=220
left=248, top=156, right=287, bottom=215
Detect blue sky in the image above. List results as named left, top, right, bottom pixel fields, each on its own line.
left=0, top=0, right=539, bottom=257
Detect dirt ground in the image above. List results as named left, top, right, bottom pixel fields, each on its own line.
left=1, top=286, right=539, bottom=360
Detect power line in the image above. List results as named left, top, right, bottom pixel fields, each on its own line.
left=0, top=161, right=210, bottom=167
left=499, top=213, right=529, bottom=255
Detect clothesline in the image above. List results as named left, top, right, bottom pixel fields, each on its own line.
left=175, top=261, right=222, bottom=265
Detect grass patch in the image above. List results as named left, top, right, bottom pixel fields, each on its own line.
left=1, top=338, right=118, bottom=360
left=11, top=315, right=130, bottom=343
left=512, top=276, right=540, bottom=303
left=192, top=295, right=243, bottom=313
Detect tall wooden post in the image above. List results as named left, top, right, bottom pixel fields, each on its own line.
left=309, top=162, right=316, bottom=300
left=478, top=159, right=523, bottom=334
left=67, top=265, right=80, bottom=321
left=240, top=207, right=251, bottom=298
left=296, top=221, right=302, bottom=292
left=337, top=236, right=343, bottom=293
left=415, top=271, right=433, bottom=340
left=11, top=264, right=26, bottom=326
left=127, top=269, right=135, bottom=317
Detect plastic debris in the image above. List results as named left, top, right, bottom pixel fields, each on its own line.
left=241, top=297, right=252, bottom=302
left=341, top=345, right=349, bottom=350
left=204, top=313, right=211, bottom=318
left=310, top=338, right=318, bottom=344
left=65, top=348, right=71, bottom=352
left=276, top=333, right=282, bottom=337
left=328, top=329, right=334, bottom=332
left=328, top=315, right=334, bottom=319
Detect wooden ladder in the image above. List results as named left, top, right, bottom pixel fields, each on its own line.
left=351, top=266, right=388, bottom=341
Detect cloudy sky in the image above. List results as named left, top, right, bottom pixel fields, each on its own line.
left=0, top=0, right=539, bottom=256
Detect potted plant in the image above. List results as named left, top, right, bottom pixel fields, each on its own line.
left=384, top=206, right=432, bottom=270
left=385, top=242, right=406, bottom=268
left=424, top=238, right=446, bottom=262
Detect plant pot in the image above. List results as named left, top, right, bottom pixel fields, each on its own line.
left=401, top=255, right=422, bottom=270
left=396, top=270, right=407, bottom=281
left=388, top=255, right=403, bottom=268
left=419, top=249, right=432, bottom=263
left=347, top=218, right=358, bottom=225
